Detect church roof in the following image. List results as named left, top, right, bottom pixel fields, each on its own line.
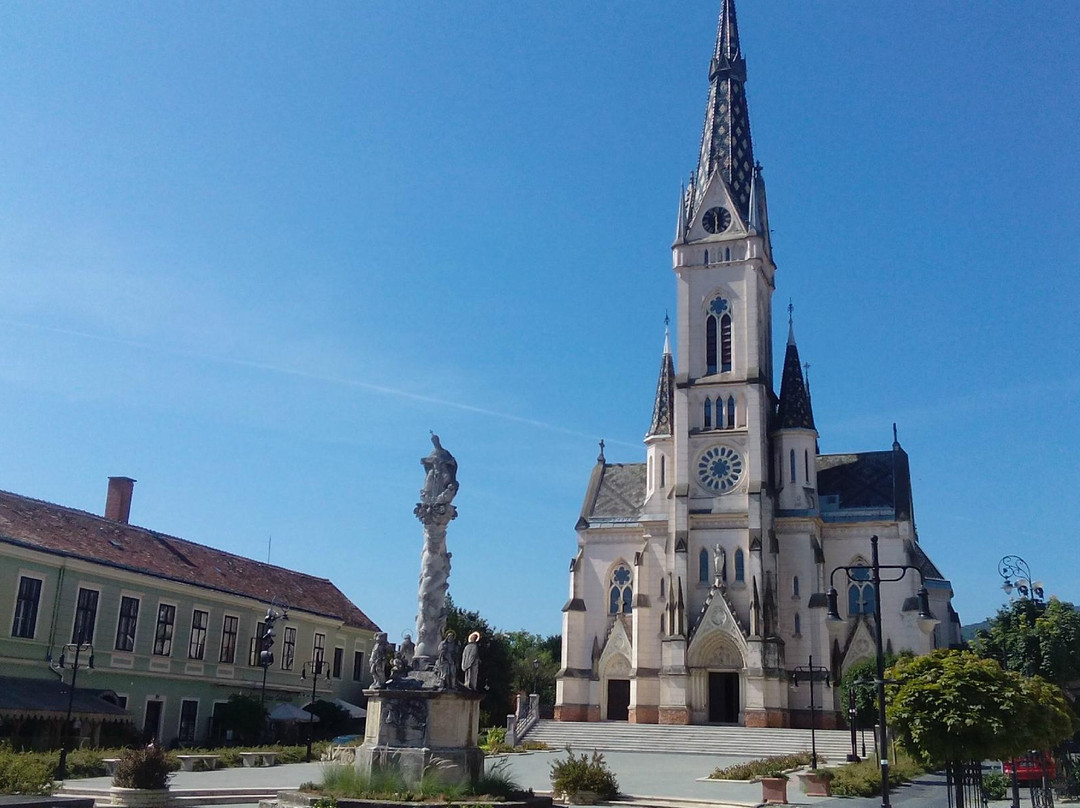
left=0, top=488, right=379, bottom=631
left=646, top=331, right=675, bottom=439
left=775, top=322, right=815, bottom=430
left=816, top=445, right=913, bottom=522
left=577, top=463, right=646, bottom=526
left=692, top=0, right=756, bottom=223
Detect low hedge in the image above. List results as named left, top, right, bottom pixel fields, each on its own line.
left=710, top=752, right=813, bottom=780
left=822, top=752, right=923, bottom=797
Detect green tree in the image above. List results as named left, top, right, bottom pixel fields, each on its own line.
left=972, top=597, right=1080, bottom=686
left=445, top=595, right=514, bottom=727
left=504, top=630, right=561, bottom=709
left=840, top=652, right=907, bottom=727
left=215, top=693, right=267, bottom=744
left=886, top=650, right=1075, bottom=767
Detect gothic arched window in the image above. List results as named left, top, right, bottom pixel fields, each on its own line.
left=789, top=449, right=797, bottom=483
left=793, top=576, right=800, bottom=598
left=720, top=314, right=733, bottom=372
left=705, top=297, right=731, bottom=376
left=609, top=565, right=633, bottom=615
left=848, top=564, right=876, bottom=616
left=794, top=613, right=802, bottom=635
left=805, top=449, right=810, bottom=482
left=699, top=549, right=709, bottom=583
left=704, top=249, right=710, bottom=265
left=734, top=549, right=745, bottom=582
left=727, top=396, right=736, bottom=428
left=660, top=455, right=666, bottom=488
left=704, top=398, right=712, bottom=429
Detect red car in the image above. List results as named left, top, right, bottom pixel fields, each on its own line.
left=1003, top=753, right=1057, bottom=783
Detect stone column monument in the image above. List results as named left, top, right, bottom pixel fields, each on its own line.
left=413, top=433, right=459, bottom=663
left=354, top=434, right=483, bottom=787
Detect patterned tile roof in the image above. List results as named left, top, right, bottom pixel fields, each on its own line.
left=776, top=331, right=815, bottom=430
left=0, top=489, right=379, bottom=631
left=583, top=464, right=646, bottom=522
left=816, top=447, right=913, bottom=521
left=646, top=343, right=675, bottom=439
left=693, top=0, right=755, bottom=223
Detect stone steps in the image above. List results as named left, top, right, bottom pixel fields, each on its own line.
left=56, top=784, right=281, bottom=806
left=523, top=719, right=855, bottom=761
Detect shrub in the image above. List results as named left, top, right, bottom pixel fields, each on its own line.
left=472, top=758, right=525, bottom=799
left=710, top=752, right=813, bottom=780
left=0, top=748, right=54, bottom=795
left=982, top=770, right=1009, bottom=801
left=112, top=745, right=172, bottom=790
left=481, top=727, right=513, bottom=754
left=823, top=752, right=923, bottom=797
left=549, top=747, right=618, bottom=800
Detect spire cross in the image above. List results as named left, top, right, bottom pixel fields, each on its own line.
left=597, top=439, right=606, bottom=463
left=787, top=299, right=794, bottom=325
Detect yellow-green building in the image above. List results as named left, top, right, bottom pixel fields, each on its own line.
left=0, top=477, right=379, bottom=748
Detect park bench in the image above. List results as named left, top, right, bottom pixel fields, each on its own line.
left=239, top=750, right=278, bottom=767
left=175, top=753, right=221, bottom=771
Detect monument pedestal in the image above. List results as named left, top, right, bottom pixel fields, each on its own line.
left=355, top=671, right=484, bottom=787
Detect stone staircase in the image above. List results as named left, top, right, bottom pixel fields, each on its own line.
left=55, top=784, right=281, bottom=806
left=523, top=719, right=855, bottom=760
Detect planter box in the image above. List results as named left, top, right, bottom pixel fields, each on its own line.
left=109, top=787, right=170, bottom=808
left=760, top=777, right=788, bottom=805
left=799, top=772, right=832, bottom=797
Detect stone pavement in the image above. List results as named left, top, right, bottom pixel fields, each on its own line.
left=58, top=752, right=1042, bottom=807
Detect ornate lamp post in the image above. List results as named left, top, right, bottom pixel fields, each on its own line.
left=998, top=555, right=1044, bottom=603
left=258, top=601, right=289, bottom=709
left=300, top=659, right=329, bottom=762
left=824, top=535, right=938, bottom=808
left=792, top=655, right=830, bottom=769
left=53, top=640, right=95, bottom=780
left=997, top=554, right=1045, bottom=808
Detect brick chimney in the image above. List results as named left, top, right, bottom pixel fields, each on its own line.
left=105, top=476, right=136, bottom=523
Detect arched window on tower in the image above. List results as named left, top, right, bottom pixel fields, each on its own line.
left=724, top=247, right=731, bottom=262
left=789, top=449, right=796, bottom=483
left=706, top=316, right=718, bottom=375
left=704, top=249, right=710, bottom=265
left=660, top=455, right=666, bottom=488
left=659, top=578, right=665, bottom=599
left=727, top=396, right=736, bottom=428
left=609, top=564, right=633, bottom=615
left=794, top=613, right=801, bottom=636
left=734, top=549, right=745, bottom=582
left=648, top=456, right=653, bottom=488
left=704, top=398, right=712, bottom=429
left=793, top=576, right=800, bottom=598
left=699, top=549, right=709, bottom=583
left=805, top=449, right=810, bottom=482
left=720, top=314, right=733, bottom=372
left=848, top=565, right=876, bottom=616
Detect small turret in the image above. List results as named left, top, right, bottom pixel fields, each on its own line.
left=773, top=304, right=819, bottom=510
left=645, top=320, right=675, bottom=502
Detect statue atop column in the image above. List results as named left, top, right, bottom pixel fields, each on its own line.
left=413, top=434, right=459, bottom=663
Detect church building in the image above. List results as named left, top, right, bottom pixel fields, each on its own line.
left=555, top=0, right=962, bottom=728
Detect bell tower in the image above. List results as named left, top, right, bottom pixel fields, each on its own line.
left=666, top=0, right=786, bottom=726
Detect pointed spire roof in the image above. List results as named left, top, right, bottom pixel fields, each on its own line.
left=646, top=320, right=675, bottom=439
left=776, top=305, right=816, bottom=430
left=693, top=0, right=755, bottom=223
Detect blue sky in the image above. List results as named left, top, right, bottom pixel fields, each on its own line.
left=0, top=2, right=1077, bottom=639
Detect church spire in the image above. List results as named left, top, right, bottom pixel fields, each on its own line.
left=646, top=319, right=675, bottom=439
left=693, top=0, right=755, bottom=223
left=776, top=305, right=815, bottom=430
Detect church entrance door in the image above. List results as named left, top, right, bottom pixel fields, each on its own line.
left=708, top=672, right=739, bottom=723
left=606, top=679, right=630, bottom=720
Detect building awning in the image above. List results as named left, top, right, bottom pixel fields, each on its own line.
left=268, top=702, right=319, bottom=722
left=304, top=698, right=366, bottom=718
left=0, top=675, right=132, bottom=723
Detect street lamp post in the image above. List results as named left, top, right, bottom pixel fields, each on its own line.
left=53, top=640, right=95, bottom=780
left=846, top=686, right=860, bottom=762
left=300, top=659, right=329, bottom=762
left=824, top=535, right=938, bottom=808
left=997, top=554, right=1043, bottom=808
left=792, top=655, right=830, bottom=769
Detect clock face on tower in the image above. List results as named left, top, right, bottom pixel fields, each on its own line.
left=702, top=206, right=732, bottom=234
left=696, top=445, right=744, bottom=494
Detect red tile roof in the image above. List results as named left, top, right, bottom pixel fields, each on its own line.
left=0, top=489, right=379, bottom=632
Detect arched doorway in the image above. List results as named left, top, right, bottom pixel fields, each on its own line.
left=687, top=629, right=746, bottom=725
